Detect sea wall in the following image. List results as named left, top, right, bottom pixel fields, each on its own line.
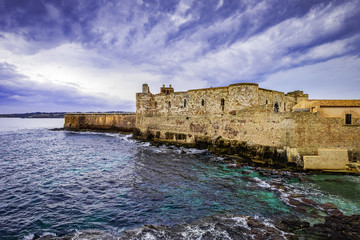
left=64, top=113, right=136, bottom=132
left=135, top=111, right=360, bottom=167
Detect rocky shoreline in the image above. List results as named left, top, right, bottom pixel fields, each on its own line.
left=40, top=129, right=360, bottom=239
left=35, top=163, right=360, bottom=240
left=35, top=213, right=360, bottom=240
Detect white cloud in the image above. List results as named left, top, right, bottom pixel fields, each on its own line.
left=261, top=56, right=360, bottom=99
left=1, top=0, right=359, bottom=113
left=216, top=0, right=224, bottom=10
left=165, top=0, right=359, bottom=86
left=0, top=34, right=162, bottom=106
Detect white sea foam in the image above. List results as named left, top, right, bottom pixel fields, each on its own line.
left=23, top=232, right=57, bottom=240
left=143, top=232, right=157, bottom=240
left=182, top=224, right=233, bottom=240
left=253, top=177, right=272, bottom=188
left=232, top=216, right=251, bottom=230
left=22, top=234, right=35, bottom=240
left=118, top=134, right=136, bottom=143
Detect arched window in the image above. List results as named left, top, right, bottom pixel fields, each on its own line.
left=184, top=99, right=187, bottom=107
left=221, top=98, right=225, bottom=111
left=201, top=99, right=205, bottom=106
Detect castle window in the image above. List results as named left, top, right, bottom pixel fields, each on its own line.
left=201, top=99, right=205, bottom=106
left=184, top=99, right=187, bottom=107
left=221, top=98, right=225, bottom=111
left=345, top=114, right=352, bottom=125
left=168, top=101, right=171, bottom=108
left=284, top=102, right=286, bottom=111
left=274, top=102, right=279, bottom=113
left=154, top=101, right=157, bottom=108
left=266, top=100, right=268, bottom=105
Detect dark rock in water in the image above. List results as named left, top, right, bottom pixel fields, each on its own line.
left=275, top=219, right=310, bottom=232
left=287, top=197, right=303, bottom=206
left=119, top=214, right=290, bottom=240
left=180, top=150, right=187, bottom=154
left=327, top=208, right=344, bottom=217
left=49, top=128, right=65, bottom=131
left=35, top=214, right=360, bottom=240
left=303, top=214, right=360, bottom=240
left=300, top=198, right=317, bottom=206
left=318, top=202, right=338, bottom=211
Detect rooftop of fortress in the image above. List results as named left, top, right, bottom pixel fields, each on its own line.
left=302, top=99, right=360, bottom=107
left=143, top=83, right=308, bottom=97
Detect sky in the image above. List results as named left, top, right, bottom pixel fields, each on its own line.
left=0, top=0, right=359, bottom=113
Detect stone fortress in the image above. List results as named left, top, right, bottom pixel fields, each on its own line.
left=65, top=82, right=360, bottom=172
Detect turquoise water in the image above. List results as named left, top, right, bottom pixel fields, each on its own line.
left=0, top=118, right=359, bottom=239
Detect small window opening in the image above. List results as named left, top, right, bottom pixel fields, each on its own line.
left=284, top=102, right=286, bottom=111
left=274, top=102, right=279, bottom=113
left=168, top=101, right=171, bottom=108
left=201, top=99, right=205, bottom=106
left=266, top=100, right=268, bottom=105
left=221, top=98, right=225, bottom=111
left=184, top=99, right=187, bottom=108
left=154, top=101, right=157, bottom=108
left=345, top=114, right=352, bottom=125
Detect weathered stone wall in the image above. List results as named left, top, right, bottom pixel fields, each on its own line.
left=136, top=83, right=303, bottom=119
left=137, top=112, right=284, bottom=146
left=285, top=112, right=360, bottom=160
left=258, top=88, right=286, bottom=112
left=64, top=113, right=136, bottom=132
left=303, top=149, right=349, bottom=170
left=136, top=110, right=360, bottom=165
left=135, top=83, right=359, bottom=169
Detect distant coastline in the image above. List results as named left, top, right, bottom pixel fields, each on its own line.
left=0, top=111, right=132, bottom=119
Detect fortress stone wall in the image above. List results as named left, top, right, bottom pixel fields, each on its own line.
left=64, top=113, right=136, bottom=132
left=136, top=83, right=308, bottom=118
left=136, top=83, right=360, bottom=169
left=62, top=83, right=360, bottom=170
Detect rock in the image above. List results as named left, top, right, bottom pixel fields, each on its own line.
left=271, top=183, right=286, bottom=190
left=327, top=209, right=344, bottom=217
left=287, top=198, right=302, bottom=206
left=300, top=198, right=317, bottom=206
left=303, top=214, right=360, bottom=240
left=275, top=219, right=310, bottom=232
left=319, top=202, right=338, bottom=211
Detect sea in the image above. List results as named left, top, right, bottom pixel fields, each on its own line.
left=0, top=118, right=359, bottom=239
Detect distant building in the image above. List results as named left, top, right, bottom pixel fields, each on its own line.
left=293, top=99, right=360, bottom=125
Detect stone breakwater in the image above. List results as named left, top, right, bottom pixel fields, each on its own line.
left=64, top=113, right=136, bottom=132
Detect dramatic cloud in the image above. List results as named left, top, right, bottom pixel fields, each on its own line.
left=0, top=0, right=359, bottom=113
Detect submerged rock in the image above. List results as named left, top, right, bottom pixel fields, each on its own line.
left=35, top=214, right=360, bottom=240
left=303, top=214, right=360, bottom=240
